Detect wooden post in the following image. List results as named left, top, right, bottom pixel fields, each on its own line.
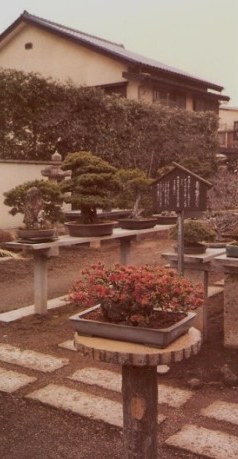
left=177, top=210, right=184, bottom=275
left=122, top=365, right=158, bottom=459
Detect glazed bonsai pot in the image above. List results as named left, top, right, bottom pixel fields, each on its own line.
left=183, top=243, right=206, bottom=254
left=118, top=218, right=157, bottom=230
left=153, top=214, right=177, bottom=225
left=174, top=242, right=206, bottom=254
left=16, top=228, right=57, bottom=243
left=65, top=221, right=117, bottom=237
left=70, top=305, right=197, bottom=348
left=226, top=244, right=238, bottom=258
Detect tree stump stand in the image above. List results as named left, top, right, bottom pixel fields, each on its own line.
left=74, top=327, right=202, bottom=458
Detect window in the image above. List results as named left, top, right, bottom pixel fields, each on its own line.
left=234, top=122, right=238, bottom=141
left=25, top=42, right=33, bottom=50
left=153, top=87, right=186, bottom=108
left=193, top=98, right=218, bottom=112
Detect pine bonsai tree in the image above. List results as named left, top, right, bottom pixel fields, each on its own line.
left=4, top=180, right=64, bottom=228
left=61, top=151, right=120, bottom=224
left=115, top=168, right=153, bottom=218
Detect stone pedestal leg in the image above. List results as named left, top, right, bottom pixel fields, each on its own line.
left=34, top=253, right=48, bottom=314
left=120, top=238, right=131, bottom=265
left=122, top=365, right=158, bottom=459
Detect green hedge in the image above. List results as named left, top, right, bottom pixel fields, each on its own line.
left=0, top=68, right=219, bottom=176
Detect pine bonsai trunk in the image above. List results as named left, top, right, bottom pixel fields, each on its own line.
left=81, top=206, right=97, bottom=224
left=131, top=193, right=143, bottom=219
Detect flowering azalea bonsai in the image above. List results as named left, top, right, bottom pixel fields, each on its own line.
left=68, top=263, right=203, bottom=327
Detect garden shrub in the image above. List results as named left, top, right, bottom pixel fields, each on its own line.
left=0, top=68, right=219, bottom=177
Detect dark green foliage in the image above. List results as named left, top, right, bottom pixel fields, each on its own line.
left=3, top=180, right=64, bottom=224
left=115, top=168, right=153, bottom=217
left=61, top=151, right=120, bottom=223
left=0, top=68, right=219, bottom=175
left=170, top=219, right=216, bottom=244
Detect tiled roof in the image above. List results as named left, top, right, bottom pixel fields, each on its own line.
left=0, top=11, right=223, bottom=92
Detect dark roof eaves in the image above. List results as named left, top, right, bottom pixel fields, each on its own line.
left=153, top=162, right=213, bottom=187
left=0, top=11, right=224, bottom=93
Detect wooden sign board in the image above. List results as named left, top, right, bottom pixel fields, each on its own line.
left=152, top=163, right=212, bottom=213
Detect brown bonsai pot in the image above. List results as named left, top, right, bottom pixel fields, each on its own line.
left=183, top=242, right=206, bottom=254
left=64, top=221, right=117, bottom=237
left=153, top=214, right=177, bottom=225
left=118, top=218, right=157, bottom=230
left=16, top=228, right=57, bottom=242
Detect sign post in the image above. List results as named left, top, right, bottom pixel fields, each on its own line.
left=177, top=210, right=184, bottom=275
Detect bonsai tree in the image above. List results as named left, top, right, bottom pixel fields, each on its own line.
left=4, top=180, right=64, bottom=229
left=68, top=263, right=203, bottom=327
left=61, top=151, right=120, bottom=224
left=115, top=168, right=153, bottom=219
left=170, top=219, right=216, bottom=246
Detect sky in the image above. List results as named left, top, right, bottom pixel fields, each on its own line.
left=0, top=0, right=238, bottom=106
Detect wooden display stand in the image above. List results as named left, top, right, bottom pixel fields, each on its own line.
left=74, top=327, right=202, bottom=458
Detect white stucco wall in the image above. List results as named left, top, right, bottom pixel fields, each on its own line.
left=0, top=23, right=127, bottom=87
left=219, top=107, right=238, bottom=130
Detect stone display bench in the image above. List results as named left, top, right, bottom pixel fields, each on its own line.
left=74, top=327, right=202, bottom=459
left=213, top=254, right=238, bottom=349
left=162, top=248, right=225, bottom=340
left=5, top=225, right=171, bottom=315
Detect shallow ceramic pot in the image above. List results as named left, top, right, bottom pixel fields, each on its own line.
left=70, top=305, right=197, bottom=348
left=226, top=244, right=238, bottom=258
left=16, top=228, right=57, bottom=243
left=183, top=243, right=206, bottom=254
left=153, top=215, right=177, bottom=225
left=65, top=221, right=117, bottom=237
left=118, top=218, right=157, bottom=230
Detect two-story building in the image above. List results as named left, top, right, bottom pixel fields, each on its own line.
left=0, top=10, right=229, bottom=113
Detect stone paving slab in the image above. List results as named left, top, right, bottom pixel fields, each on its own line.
left=59, top=340, right=76, bottom=351
left=0, top=366, right=37, bottom=393
left=69, top=367, right=193, bottom=408
left=0, top=296, right=67, bottom=322
left=165, top=424, right=238, bottom=459
left=0, top=344, right=69, bottom=372
left=201, top=401, right=238, bottom=426
left=26, top=383, right=166, bottom=427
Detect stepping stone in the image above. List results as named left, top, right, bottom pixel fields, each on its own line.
left=158, top=383, right=192, bottom=408
left=26, top=383, right=166, bottom=426
left=69, top=367, right=121, bottom=392
left=58, top=340, right=76, bottom=351
left=27, top=384, right=123, bottom=427
left=0, top=344, right=69, bottom=372
left=0, top=366, right=37, bottom=392
left=0, top=296, right=67, bottom=323
left=165, top=424, right=238, bottom=459
left=157, top=365, right=170, bottom=374
left=201, top=401, right=238, bottom=426
left=69, top=367, right=193, bottom=408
